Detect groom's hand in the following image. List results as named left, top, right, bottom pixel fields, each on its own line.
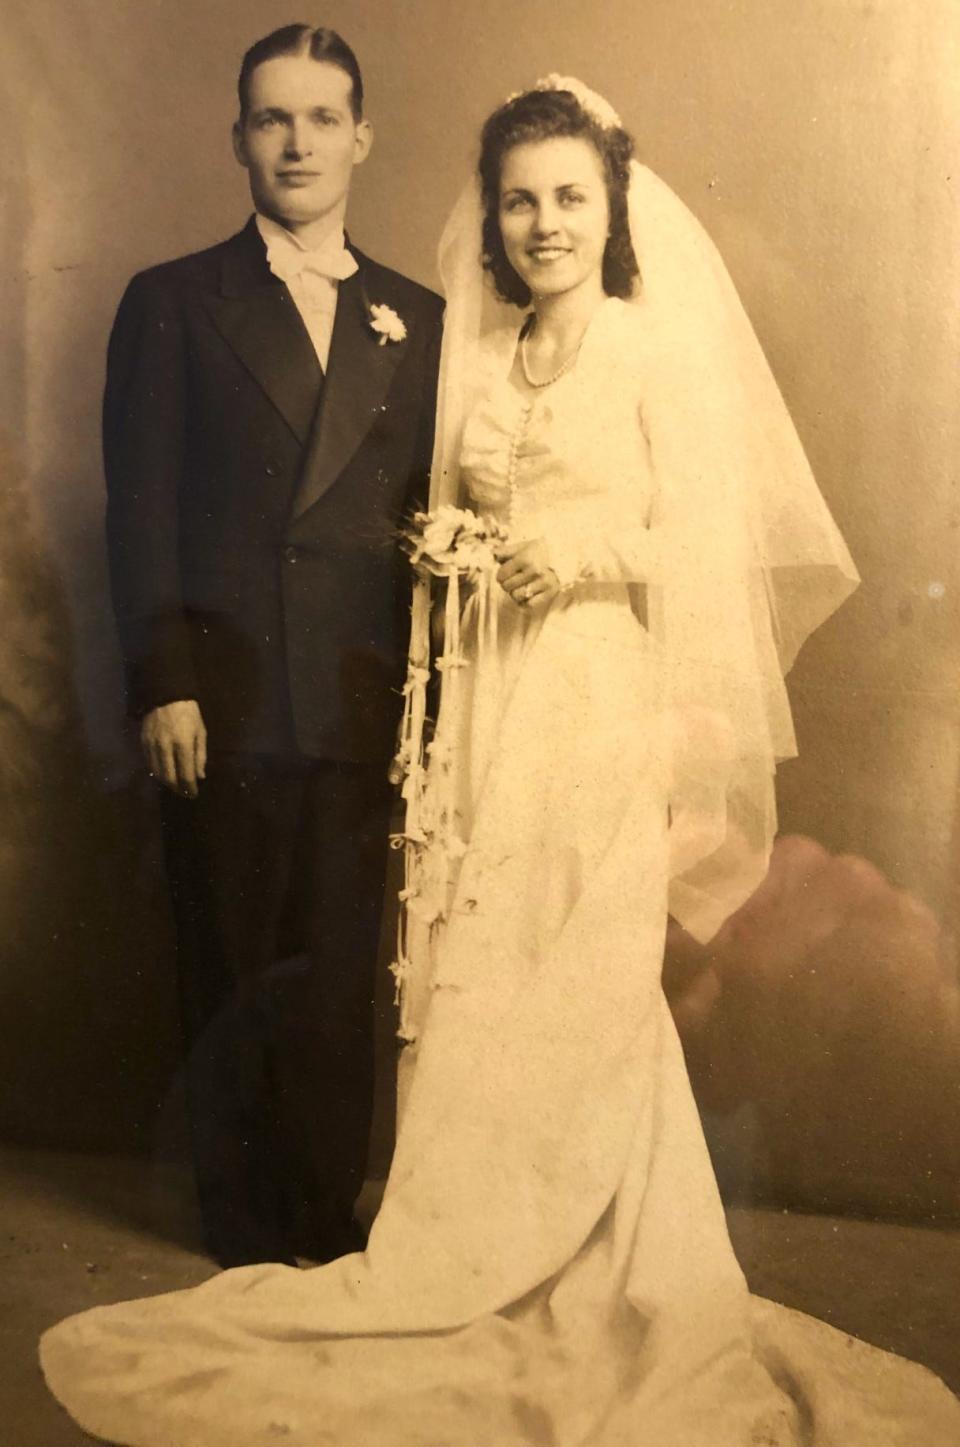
left=497, top=539, right=560, bottom=608
left=141, top=700, right=207, bottom=797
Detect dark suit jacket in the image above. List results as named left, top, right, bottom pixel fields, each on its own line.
left=104, top=217, right=443, bottom=763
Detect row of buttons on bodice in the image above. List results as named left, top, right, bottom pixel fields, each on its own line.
left=502, top=398, right=536, bottom=530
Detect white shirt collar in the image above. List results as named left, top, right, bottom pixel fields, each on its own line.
left=255, top=213, right=348, bottom=259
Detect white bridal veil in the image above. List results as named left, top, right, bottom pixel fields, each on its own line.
left=395, top=81, right=859, bottom=1017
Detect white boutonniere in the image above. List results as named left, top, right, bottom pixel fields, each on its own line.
left=369, top=302, right=407, bottom=345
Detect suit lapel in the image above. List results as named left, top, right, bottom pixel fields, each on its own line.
left=289, top=259, right=408, bottom=519
left=203, top=219, right=323, bottom=447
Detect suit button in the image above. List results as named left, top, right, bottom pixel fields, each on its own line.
left=265, top=460, right=281, bottom=477
left=283, top=546, right=298, bottom=563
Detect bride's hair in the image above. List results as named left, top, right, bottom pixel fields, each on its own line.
left=478, top=88, right=639, bottom=307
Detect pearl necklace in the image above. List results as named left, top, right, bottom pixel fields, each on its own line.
left=519, top=326, right=583, bottom=389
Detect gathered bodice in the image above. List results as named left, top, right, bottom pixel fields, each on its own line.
left=458, top=298, right=655, bottom=546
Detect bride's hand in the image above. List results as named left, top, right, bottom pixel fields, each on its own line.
left=496, top=539, right=560, bottom=608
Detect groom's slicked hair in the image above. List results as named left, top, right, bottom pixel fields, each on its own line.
left=237, top=25, right=364, bottom=121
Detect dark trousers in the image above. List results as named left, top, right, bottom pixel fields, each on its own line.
left=160, top=754, right=393, bottom=1264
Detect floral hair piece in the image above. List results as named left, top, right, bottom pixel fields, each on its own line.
left=504, top=74, right=622, bottom=131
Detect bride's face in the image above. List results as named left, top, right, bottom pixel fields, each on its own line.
left=498, top=135, right=610, bottom=301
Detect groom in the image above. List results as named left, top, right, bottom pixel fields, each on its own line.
left=104, top=25, right=442, bottom=1267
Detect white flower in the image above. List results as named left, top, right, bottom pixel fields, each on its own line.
left=419, top=506, right=463, bottom=559
left=404, top=505, right=510, bottom=582
left=401, top=665, right=432, bottom=695
left=369, top=302, right=407, bottom=345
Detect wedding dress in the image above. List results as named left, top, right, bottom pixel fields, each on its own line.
left=40, top=295, right=960, bottom=1446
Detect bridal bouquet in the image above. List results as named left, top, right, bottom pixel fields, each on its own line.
left=390, top=506, right=508, bottom=1042
left=402, top=505, right=508, bottom=584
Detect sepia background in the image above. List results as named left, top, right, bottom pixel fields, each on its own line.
left=2, top=0, right=958, bottom=1241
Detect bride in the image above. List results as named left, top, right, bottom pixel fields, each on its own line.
left=41, top=77, right=959, bottom=1446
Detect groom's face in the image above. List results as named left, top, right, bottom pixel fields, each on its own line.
left=233, top=56, right=372, bottom=230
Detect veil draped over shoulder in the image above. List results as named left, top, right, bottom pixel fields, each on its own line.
left=397, top=159, right=858, bottom=954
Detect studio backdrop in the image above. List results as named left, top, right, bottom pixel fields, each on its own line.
left=1, top=0, right=958, bottom=1220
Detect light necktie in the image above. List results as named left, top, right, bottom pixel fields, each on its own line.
left=265, top=239, right=358, bottom=288
left=257, top=218, right=358, bottom=367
